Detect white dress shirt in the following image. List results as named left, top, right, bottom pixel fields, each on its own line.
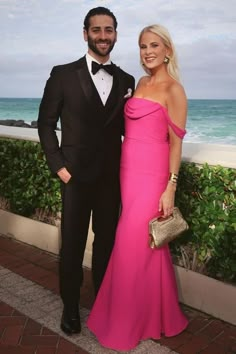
left=86, top=53, right=113, bottom=105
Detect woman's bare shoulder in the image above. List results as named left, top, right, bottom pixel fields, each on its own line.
left=168, top=80, right=186, bottom=99
left=136, top=75, right=149, bottom=87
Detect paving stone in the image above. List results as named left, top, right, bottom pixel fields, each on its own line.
left=0, top=273, right=30, bottom=288
left=36, top=348, right=57, bottom=354
left=39, top=297, right=62, bottom=312
left=0, top=345, right=36, bottom=354
left=29, top=293, right=59, bottom=308
left=187, top=316, right=211, bottom=334
left=0, top=316, right=27, bottom=327
left=24, top=318, right=43, bottom=335
left=0, top=302, right=13, bottom=316
left=199, top=319, right=225, bottom=339
left=20, top=333, right=59, bottom=346
left=0, top=268, right=11, bottom=277
left=157, top=331, right=192, bottom=350
left=177, top=333, right=211, bottom=354
left=1, top=324, right=23, bottom=345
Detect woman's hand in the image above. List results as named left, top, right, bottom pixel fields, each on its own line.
left=158, top=182, right=176, bottom=218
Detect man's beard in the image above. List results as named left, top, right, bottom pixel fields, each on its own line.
left=87, top=36, right=115, bottom=57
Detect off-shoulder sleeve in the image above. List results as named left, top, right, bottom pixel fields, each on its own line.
left=162, top=108, right=186, bottom=139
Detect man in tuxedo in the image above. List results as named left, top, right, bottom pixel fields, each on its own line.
left=38, top=7, right=135, bottom=335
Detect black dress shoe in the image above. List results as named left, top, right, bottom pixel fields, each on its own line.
left=60, top=306, right=81, bottom=335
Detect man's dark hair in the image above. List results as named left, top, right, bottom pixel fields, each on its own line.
left=83, top=7, right=118, bottom=31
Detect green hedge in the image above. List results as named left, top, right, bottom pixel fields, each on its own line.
left=0, top=137, right=235, bottom=283
left=173, top=162, right=236, bottom=284
left=0, top=138, right=61, bottom=217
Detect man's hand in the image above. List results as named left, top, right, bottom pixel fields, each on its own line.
left=57, top=167, right=72, bottom=184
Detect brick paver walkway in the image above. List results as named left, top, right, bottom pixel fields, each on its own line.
left=0, top=234, right=235, bottom=353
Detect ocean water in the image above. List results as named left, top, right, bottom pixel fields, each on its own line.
left=0, top=97, right=235, bottom=145
left=186, top=99, right=236, bottom=145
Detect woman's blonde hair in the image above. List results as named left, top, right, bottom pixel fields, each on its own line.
left=138, top=24, right=180, bottom=82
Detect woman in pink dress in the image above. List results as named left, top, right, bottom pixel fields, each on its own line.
left=87, top=24, right=188, bottom=351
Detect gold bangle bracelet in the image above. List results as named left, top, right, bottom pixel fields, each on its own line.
left=169, top=173, right=178, bottom=183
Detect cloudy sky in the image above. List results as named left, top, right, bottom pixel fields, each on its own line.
left=1, top=0, right=236, bottom=99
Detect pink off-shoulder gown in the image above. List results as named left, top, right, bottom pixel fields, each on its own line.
left=87, top=97, right=188, bottom=351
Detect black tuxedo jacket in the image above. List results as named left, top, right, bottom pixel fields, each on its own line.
left=38, top=56, right=135, bottom=182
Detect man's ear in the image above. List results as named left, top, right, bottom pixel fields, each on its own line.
left=83, top=29, right=88, bottom=42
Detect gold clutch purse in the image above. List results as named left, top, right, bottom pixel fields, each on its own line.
left=149, top=207, right=189, bottom=249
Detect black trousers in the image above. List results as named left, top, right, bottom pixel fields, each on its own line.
left=59, top=174, right=120, bottom=306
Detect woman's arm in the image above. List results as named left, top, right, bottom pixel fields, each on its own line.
left=158, top=83, right=187, bottom=217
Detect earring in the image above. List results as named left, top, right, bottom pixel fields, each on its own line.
left=164, top=56, right=170, bottom=64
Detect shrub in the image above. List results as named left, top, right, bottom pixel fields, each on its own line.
left=0, top=138, right=61, bottom=218
left=173, top=162, right=236, bottom=284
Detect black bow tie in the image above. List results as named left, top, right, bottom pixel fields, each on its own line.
left=91, top=61, right=114, bottom=76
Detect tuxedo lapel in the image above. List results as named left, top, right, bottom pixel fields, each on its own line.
left=104, top=67, right=126, bottom=126
left=75, top=57, right=104, bottom=108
